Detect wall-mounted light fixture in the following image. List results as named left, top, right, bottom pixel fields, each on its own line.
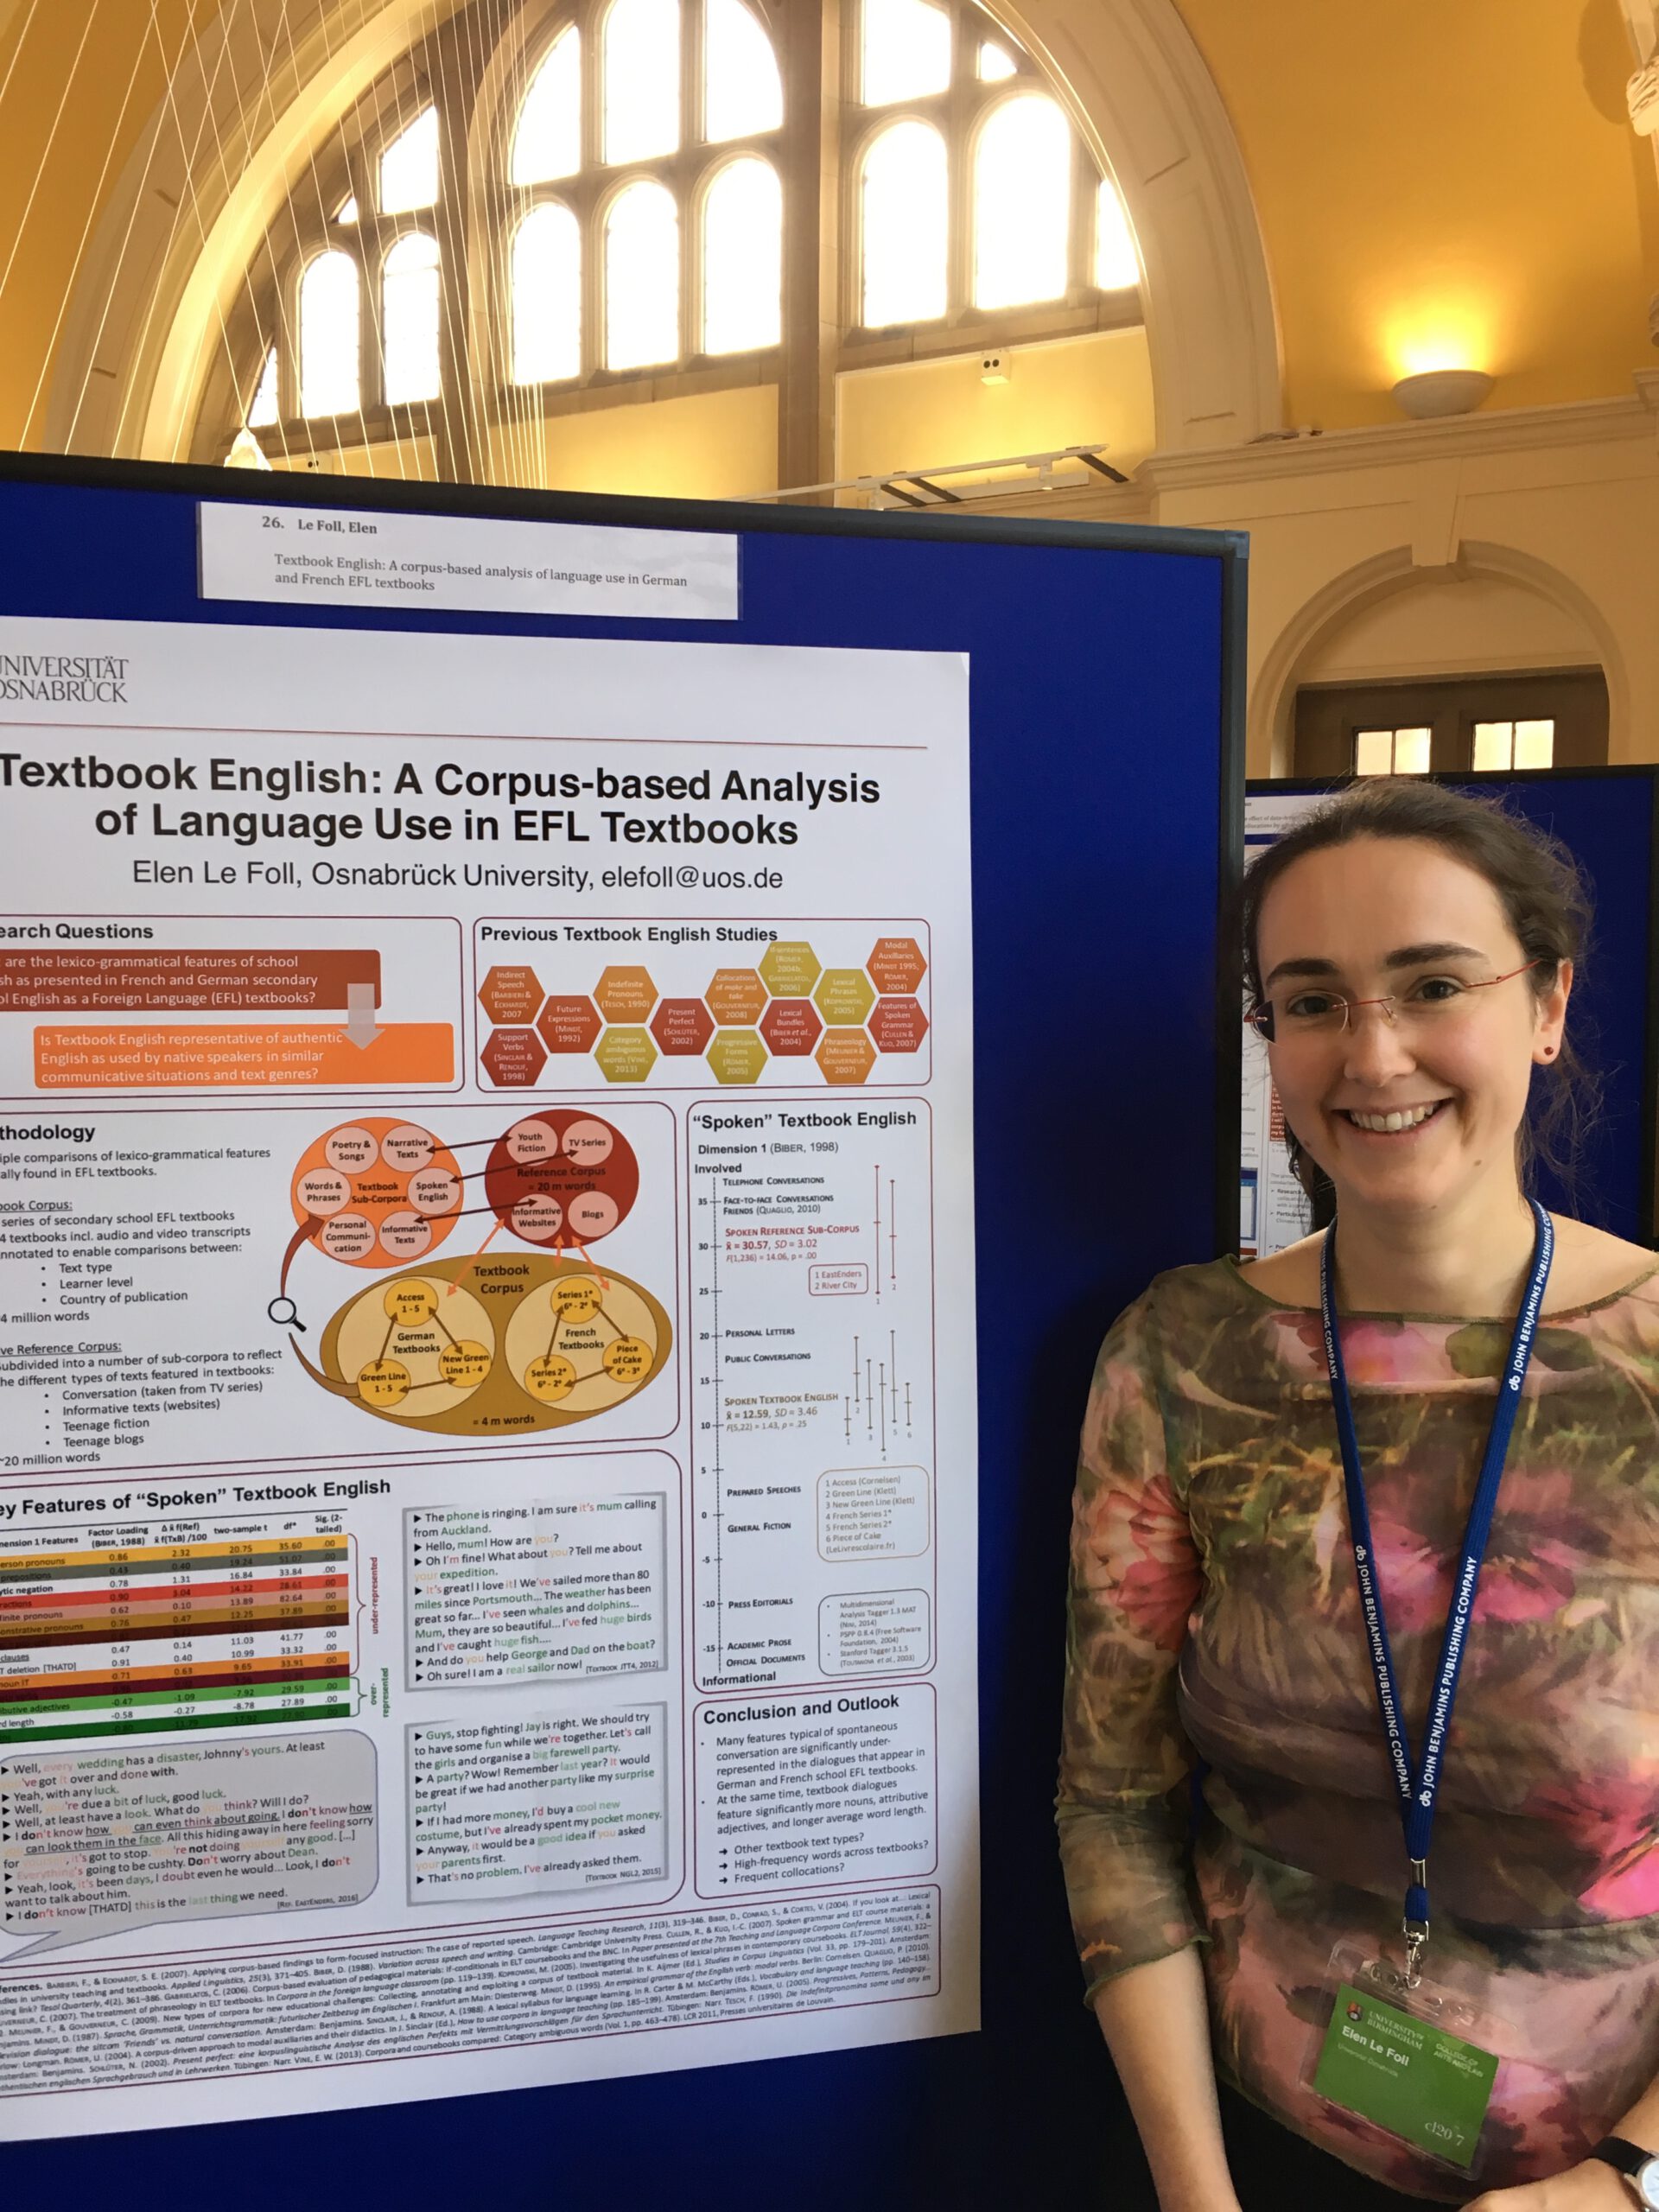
left=1390, top=368, right=1494, bottom=419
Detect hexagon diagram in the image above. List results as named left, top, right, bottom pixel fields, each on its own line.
left=760, top=998, right=823, bottom=1056
left=594, top=1027, right=658, bottom=1082
left=651, top=996, right=716, bottom=1056
left=706, top=1029, right=768, bottom=1084
left=816, top=1028, right=877, bottom=1085
left=759, top=940, right=822, bottom=998
left=536, top=995, right=603, bottom=1055
left=867, top=937, right=927, bottom=995
left=594, top=965, right=658, bottom=1022
left=868, top=997, right=929, bottom=1054
left=814, top=967, right=876, bottom=1027
left=704, top=968, right=768, bottom=1026
left=479, top=964, right=543, bottom=1027
left=481, top=1027, right=548, bottom=1088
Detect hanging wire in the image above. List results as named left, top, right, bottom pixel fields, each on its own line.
left=0, top=0, right=801, bottom=495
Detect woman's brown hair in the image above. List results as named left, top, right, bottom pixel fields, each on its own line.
left=1238, top=777, right=1598, bottom=1220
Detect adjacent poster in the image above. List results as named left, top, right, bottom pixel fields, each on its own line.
left=1238, top=790, right=1322, bottom=1258
left=0, top=607, right=977, bottom=2136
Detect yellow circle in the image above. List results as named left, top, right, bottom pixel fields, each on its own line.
left=358, top=1358, right=412, bottom=1407
left=602, top=1335, right=651, bottom=1382
left=384, top=1279, right=438, bottom=1325
left=438, top=1339, right=491, bottom=1387
left=524, top=1352, right=578, bottom=1402
left=552, top=1276, right=602, bottom=1323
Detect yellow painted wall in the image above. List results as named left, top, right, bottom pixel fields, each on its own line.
left=0, top=2, right=198, bottom=450
left=836, top=326, right=1154, bottom=486
left=269, top=434, right=442, bottom=480
left=486, top=383, right=778, bottom=499
left=1177, top=0, right=1659, bottom=428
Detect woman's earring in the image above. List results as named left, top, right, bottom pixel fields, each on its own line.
left=1541, top=1044, right=1557, bottom=1059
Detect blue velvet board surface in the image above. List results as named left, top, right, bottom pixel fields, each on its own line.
left=1249, top=776, right=1658, bottom=1242
left=0, top=469, right=1237, bottom=2209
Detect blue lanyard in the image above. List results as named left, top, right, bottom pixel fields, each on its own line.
left=1319, top=1200, right=1553, bottom=1980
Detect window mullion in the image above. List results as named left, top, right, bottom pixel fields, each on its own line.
left=1067, top=128, right=1092, bottom=302
left=582, top=0, right=603, bottom=372
left=947, top=10, right=980, bottom=320
left=683, top=3, right=703, bottom=359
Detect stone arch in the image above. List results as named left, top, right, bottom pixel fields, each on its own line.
left=1252, top=543, right=1629, bottom=774
left=44, top=0, right=1284, bottom=461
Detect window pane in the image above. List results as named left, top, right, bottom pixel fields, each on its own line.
left=977, top=39, right=1017, bottom=80
left=606, top=179, right=679, bottom=367
left=705, top=0, right=782, bottom=141
left=249, top=346, right=279, bottom=428
left=1472, top=721, right=1513, bottom=772
left=1515, top=718, right=1554, bottom=769
left=1354, top=729, right=1392, bottom=777
left=702, top=156, right=781, bottom=353
left=604, top=0, right=680, bottom=163
left=335, top=193, right=359, bottom=224
left=512, top=202, right=582, bottom=383
left=973, top=95, right=1069, bottom=309
left=1394, top=727, right=1432, bottom=775
left=861, top=0, right=950, bottom=105
left=379, top=105, right=439, bottom=214
left=298, top=250, right=360, bottom=417
left=860, top=119, right=946, bottom=326
left=383, top=232, right=442, bottom=404
left=512, top=28, right=580, bottom=184
left=1096, top=176, right=1139, bottom=289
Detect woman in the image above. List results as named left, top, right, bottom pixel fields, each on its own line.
left=1058, top=778, right=1659, bottom=2210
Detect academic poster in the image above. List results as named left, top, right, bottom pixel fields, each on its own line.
left=0, top=597, right=978, bottom=2135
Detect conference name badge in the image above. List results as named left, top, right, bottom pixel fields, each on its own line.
left=1312, top=1976, right=1498, bottom=2171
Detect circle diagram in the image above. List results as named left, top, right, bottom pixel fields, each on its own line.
left=482, top=1111, right=639, bottom=1250
left=291, top=1119, right=465, bottom=1268
left=304, top=1252, right=671, bottom=1436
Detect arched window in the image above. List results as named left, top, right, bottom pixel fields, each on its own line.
left=379, top=105, right=440, bottom=214
left=704, top=0, right=782, bottom=141
left=1096, top=175, right=1140, bottom=291
left=512, top=203, right=582, bottom=384
left=861, top=121, right=947, bottom=327
left=248, top=346, right=279, bottom=429
left=702, top=156, right=782, bottom=353
left=861, top=0, right=950, bottom=105
left=383, top=233, right=442, bottom=404
left=973, top=96, right=1070, bottom=310
left=298, top=250, right=360, bottom=418
left=512, top=28, right=581, bottom=185
left=603, top=0, right=680, bottom=163
left=223, top=2, right=1147, bottom=491
left=606, top=180, right=680, bottom=369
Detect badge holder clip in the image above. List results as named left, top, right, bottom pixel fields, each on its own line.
left=1305, top=1938, right=1503, bottom=2182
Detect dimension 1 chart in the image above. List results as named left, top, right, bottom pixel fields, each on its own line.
left=687, top=1098, right=935, bottom=1694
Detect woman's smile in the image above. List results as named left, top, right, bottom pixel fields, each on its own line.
left=1333, top=1098, right=1452, bottom=1137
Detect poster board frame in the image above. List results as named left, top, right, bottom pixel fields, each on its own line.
left=0, top=448, right=1248, bottom=2202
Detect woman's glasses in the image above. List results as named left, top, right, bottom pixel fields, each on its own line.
left=1246, top=960, right=1541, bottom=1043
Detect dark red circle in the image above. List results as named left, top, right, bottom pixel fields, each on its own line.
left=485, top=1112, right=639, bottom=1247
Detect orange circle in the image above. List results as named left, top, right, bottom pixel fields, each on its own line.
left=292, top=1119, right=466, bottom=1270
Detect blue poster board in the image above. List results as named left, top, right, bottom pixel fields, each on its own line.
left=0, top=455, right=1243, bottom=2206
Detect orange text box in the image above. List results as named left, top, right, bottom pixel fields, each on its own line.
left=33, top=1023, right=453, bottom=1089
left=0, top=949, right=378, bottom=1014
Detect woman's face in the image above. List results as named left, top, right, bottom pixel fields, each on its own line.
left=1254, top=836, right=1569, bottom=1224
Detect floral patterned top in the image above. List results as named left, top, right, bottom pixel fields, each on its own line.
left=1058, top=1253, right=1659, bottom=2202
